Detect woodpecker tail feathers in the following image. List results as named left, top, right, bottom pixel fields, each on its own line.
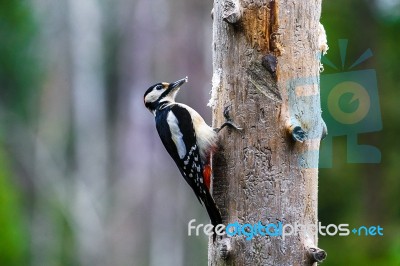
left=203, top=189, right=222, bottom=241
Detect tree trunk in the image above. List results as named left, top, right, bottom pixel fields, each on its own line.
left=209, top=0, right=327, bottom=265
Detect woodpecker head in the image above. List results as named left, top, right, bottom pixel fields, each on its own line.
left=144, top=76, right=188, bottom=113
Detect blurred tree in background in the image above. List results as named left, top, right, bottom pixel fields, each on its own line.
left=0, top=0, right=399, bottom=265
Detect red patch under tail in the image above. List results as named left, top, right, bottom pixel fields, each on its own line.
left=203, top=164, right=211, bottom=191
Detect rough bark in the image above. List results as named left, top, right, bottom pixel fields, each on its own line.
left=209, top=0, right=327, bottom=265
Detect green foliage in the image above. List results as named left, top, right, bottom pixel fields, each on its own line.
left=0, top=147, right=28, bottom=265
left=0, top=1, right=39, bottom=264
left=319, top=0, right=400, bottom=265
left=0, top=0, right=40, bottom=120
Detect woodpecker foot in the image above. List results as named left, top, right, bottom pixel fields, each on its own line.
left=215, top=121, right=243, bottom=133
left=214, top=106, right=243, bottom=133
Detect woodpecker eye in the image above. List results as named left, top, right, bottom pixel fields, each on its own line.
left=156, top=85, right=163, bottom=90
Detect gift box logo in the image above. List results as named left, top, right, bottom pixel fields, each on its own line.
left=319, top=39, right=382, bottom=168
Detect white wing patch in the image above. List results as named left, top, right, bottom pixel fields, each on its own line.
left=176, top=103, right=217, bottom=162
left=167, top=111, right=187, bottom=159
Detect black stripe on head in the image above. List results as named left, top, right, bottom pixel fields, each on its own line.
left=144, top=83, right=163, bottom=99
left=144, top=100, right=157, bottom=111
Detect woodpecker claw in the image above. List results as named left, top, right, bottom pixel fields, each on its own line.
left=215, top=121, right=243, bottom=133
left=214, top=106, right=243, bottom=133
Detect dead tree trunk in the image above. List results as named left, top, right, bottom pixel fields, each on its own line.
left=209, top=0, right=327, bottom=265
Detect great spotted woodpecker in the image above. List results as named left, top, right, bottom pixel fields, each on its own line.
left=143, top=77, right=223, bottom=230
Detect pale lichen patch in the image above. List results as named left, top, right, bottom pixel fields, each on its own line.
left=208, top=68, right=222, bottom=108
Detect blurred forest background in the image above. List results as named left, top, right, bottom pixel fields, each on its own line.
left=0, top=0, right=399, bottom=265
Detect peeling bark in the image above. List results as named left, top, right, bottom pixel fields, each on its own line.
left=209, top=0, right=326, bottom=265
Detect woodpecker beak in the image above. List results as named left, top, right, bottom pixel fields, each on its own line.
left=169, top=76, right=188, bottom=91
